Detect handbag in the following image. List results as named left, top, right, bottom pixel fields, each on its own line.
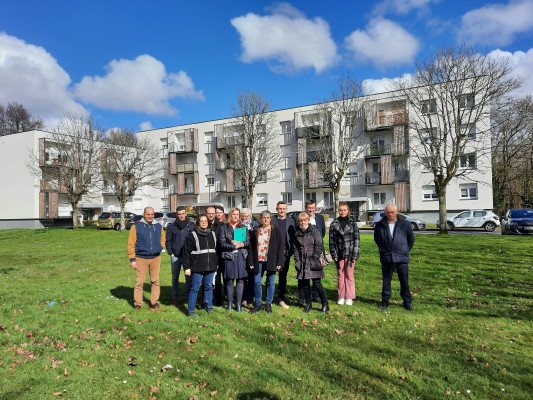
left=319, top=252, right=333, bottom=267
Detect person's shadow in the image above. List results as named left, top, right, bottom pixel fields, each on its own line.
left=110, top=285, right=174, bottom=307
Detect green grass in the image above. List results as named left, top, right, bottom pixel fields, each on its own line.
left=0, top=229, right=532, bottom=399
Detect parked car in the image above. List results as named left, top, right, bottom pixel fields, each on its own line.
left=369, top=211, right=426, bottom=230
left=97, top=212, right=135, bottom=230
left=436, top=210, right=500, bottom=232
left=501, top=209, right=533, bottom=235
left=126, top=215, right=143, bottom=230
left=154, top=211, right=176, bottom=229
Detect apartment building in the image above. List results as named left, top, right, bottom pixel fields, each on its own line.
left=0, top=130, right=143, bottom=229
left=138, top=88, right=494, bottom=222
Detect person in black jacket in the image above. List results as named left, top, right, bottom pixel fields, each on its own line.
left=248, top=211, right=285, bottom=314
left=183, top=215, right=218, bottom=317
left=271, top=201, right=296, bottom=309
left=166, top=206, right=195, bottom=306
left=293, top=212, right=329, bottom=313
left=374, top=204, right=415, bottom=311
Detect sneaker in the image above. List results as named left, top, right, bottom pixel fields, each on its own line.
left=378, top=302, right=388, bottom=310
left=278, top=301, right=289, bottom=309
left=133, top=305, right=141, bottom=311
left=337, top=298, right=345, bottom=305
left=345, top=299, right=353, bottom=306
left=150, top=303, right=161, bottom=310
left=188, top=312, right=199, bottom=317
left=207, top=308, right=214, bottom=314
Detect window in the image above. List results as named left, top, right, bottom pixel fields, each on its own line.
left=206, top=176, right=214, bottom=186
left=473, top=210, right=487, bottom=217
left=421, top=128, right=438, bottom=143
left=258, top=172, right=267, bottom=183
left=459, top=94, right=474, bottom=109
left=374, top=192, right=386, bottom=205
left=421, top=99, right=437, bottom=114
left=282, top=192, right=292, bottom=205
left=241, top=196, right=248, bottom=208
left=460, top=153, right=476, bottom=168
left=305, top=192, right=317, bottom=202
left=257, top=193, right=268, bottom=206
left=280, top=121, right=292, bottom=135
left=161, top=178, right=169, bottom=188
left=324, top=192, right=334, bottom=209
left=422, top=185, right=438, bottom=200
left=205, top=153, right=214, bottom=164
left=281, top=168, right=292, bottom=182
left=204, top=131, right=213, bottom=143
left=227, top=196, right=236, bottom=209
left=460, top=123, right=477, bottom=139
left=460, top=184, right=478, bottom=199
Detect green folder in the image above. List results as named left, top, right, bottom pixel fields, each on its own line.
left=233, top=227, right=246, bottom=242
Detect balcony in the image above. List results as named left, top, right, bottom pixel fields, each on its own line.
left=216, top=135, right=244, bottom=149
left=365, top=172, right=382, bottom=185
left=168, top=129, right=198, bottom=153
left=392, top=170, right=409, bottom=183
left=215, top=160, right=236, bottom=170
left=171, top=162, right=198, bottom=174
left=295, top=125, right=320, bottom=139
left=377, top=112, right=406, bottom=127
left=365, top=143, right=392, bottom=157
left=296, top=150, right=331, bottom=164
left=215, top=180, right=245, bottom=193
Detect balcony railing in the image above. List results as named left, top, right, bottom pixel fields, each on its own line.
left=174, top=162, right=198, bottom=173
left=215, top=180, right=245, bottom=193
left=184, top=184, right=195, bottom=194
left=392, top=170, right=409, bottom=183
left=295, top=125, right=320, bottom=139
left=377, top=112, right=406, bottom=127
left=365, top=143, right=391, bottom=157
left=365, top=172, right=381, bottom=185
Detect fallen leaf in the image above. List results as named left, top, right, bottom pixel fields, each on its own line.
left=210, top=391, right=218, bottom=396
left=128, top=370, right=136, bottom=375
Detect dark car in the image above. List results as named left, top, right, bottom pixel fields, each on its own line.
left=501, top=209, right=533, bottom=235
left=126, top=215, right=143, bottom=230
left=97, top=212, right=135, bottom=230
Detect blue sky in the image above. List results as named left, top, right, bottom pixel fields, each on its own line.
left=1, top=0, right=532, bottom=132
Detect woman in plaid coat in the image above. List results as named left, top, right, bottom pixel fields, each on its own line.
left=328, top=202, right=360, bottom=305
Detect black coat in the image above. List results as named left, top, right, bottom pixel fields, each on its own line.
left=311, top=213, right=326, bottom=238
left=218, top=222, right=250, bottom=279
left=182, top=228, right=218, bottom=273
left=249, top=224, right=285, bottom=274
left=271, top=215, right=296, bottom=255
left=292, top=225, right=324, bottom=279
left=165, top=218, right=195, bottom=257
left=373, top=218, right=415, bottom=263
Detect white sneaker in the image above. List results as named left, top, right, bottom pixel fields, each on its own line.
left=337, top=298, right=345, bottom=305
left=345, top=299, right=353, bottom=306
left=278, top=301, right=290, bottom=309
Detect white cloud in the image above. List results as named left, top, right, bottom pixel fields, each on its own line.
left=139, top=121, right=153, bottom=131
left=458, top=0, right=533, bottom=46
left=372, top=0, right=438, bottom=16
left=74, top=54, right=204, bottom=116
left=489, top=48, right=533, bottom=98
left=344, top=18, right=420, bottom=70
left=0, top=32, right=87, bottom=122
left=363, top=74, right=413, bottom=94
left=230, top=4, right=339, bottom=74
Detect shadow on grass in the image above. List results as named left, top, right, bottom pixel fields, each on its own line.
left=233, top=391, right=280, bottom=400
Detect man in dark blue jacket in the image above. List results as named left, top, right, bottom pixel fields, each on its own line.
left=271, top=201, right=296, bottom=309
left=374, top=204, right=415, bottom=311
left=166, top=206, right=195, bottom=306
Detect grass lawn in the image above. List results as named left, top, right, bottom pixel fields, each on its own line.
left=0, top=229, right=531, bottom=400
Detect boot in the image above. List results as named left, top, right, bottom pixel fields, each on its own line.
left=265, top=304, right=272, bottom=314
left=235, top=303, right=242, bottom=312
left=303, top=303, right=312, bottom=313
left=226, top=302, right=233, bottom=311
left=320, top=303, right=330, bottom=313
left=249, top=304, right=263, bottom=314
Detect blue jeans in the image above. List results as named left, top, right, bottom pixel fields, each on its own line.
left=254, top=262, right=276, bottom=306
left=188, top=271, right=215, bottom=313
left=171, top=256, right=191, bottom=299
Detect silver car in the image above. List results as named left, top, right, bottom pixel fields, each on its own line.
left=369, top=211, right=426, bottom=230
left=153, top=211, right=176, bottom=229
left=436, top=210, right=500, bottom=232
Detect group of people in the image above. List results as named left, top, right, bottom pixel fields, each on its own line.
left=127, top=200, right=415, bottom=316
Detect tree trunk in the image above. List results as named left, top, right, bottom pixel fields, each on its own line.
left=120, top=204, right=126, bottom=232
left=437, top=187, right=448, bottom=234
left=334, top=188, right=340, bottom=218
left=72, top=202, right=79, bottom=231
left=248, top=191, right=253, bottom=213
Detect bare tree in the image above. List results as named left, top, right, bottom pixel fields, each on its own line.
left=392, top=44, right=522, bottom=233
left=0, top=102, right=44, bottom=136
left=492, top=96, right=533, bottom=216
left=307, top=75, right=366, bottom=215
left=224, top=91, right=281, bottom=210
left=102, top=128, right=162, bottom=230
left=27, top=115, right=103, bottom=230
